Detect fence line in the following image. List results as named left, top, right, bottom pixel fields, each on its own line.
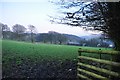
left=77, top=48, right=120, bottom=80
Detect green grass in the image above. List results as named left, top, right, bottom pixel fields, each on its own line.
left=2, top=40, right=78, bottom=61
left=2, top=40, right=113, bottom=62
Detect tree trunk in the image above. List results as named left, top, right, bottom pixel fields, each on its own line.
left=31, top=32, right=34, bottom=43
left=106, top=3, right=120, bottom=79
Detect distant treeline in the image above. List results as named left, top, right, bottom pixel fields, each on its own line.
left=1, top=22, right=114, bottom=48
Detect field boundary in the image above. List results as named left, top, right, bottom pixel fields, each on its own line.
left=77, top=48, right=120, bottom=80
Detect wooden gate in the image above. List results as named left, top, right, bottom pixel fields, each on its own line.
left=77, top=48, right=120, bottom=80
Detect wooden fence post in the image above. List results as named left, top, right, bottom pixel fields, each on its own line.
left=77, top=48, right=82, bottom=80
left=99, top=49, right=102, bottom=68
left=112, top=53, right=120, bottom=79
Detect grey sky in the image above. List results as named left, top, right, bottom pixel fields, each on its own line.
left=0, top=0, right=102, bottom=36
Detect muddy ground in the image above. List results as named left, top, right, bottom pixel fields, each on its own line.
left=2, top=59, right=77, bottom=80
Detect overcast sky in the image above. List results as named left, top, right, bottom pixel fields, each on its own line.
left=0, top=0, right=102, bottom=36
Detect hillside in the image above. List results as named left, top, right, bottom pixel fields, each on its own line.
left=80, top=34, right=101, bottom=40
left=63, top=34, right=84, bottom=42
left=35, top=32, right=84, bottom=43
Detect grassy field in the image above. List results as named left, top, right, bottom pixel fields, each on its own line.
left=2, top=40, right=79, bottom=61
left=2, top=40, right=113, bottom=61
left=1, top=40, right=114, bottom=78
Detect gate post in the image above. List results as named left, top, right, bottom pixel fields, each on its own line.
left=112, top=53, right=120, bottom=79
left=77, top=48, right=82, bottom=80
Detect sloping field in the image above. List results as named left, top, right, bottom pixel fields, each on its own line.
left=1, top=40, right=113, bottom=79
left=2, top=40, right=112, bottom=60
left=2, top=40, right=79, bottom=61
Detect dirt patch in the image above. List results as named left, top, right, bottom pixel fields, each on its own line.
left=2, top=59, right=77, bottom=80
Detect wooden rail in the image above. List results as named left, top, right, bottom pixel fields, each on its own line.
left=78, top=56, right=120, bottom=66
left=77, top=48, right=120, bottom=80
left=78, top=48, right=120, bottom=55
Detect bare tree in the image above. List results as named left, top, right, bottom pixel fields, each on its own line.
left=0, top=23, right=10, bottom=39
left=50, top=1, right=120, bottom=50
left=12, top=24, right=26, bottom=40
left=28, top=25, right=36, bottom=43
